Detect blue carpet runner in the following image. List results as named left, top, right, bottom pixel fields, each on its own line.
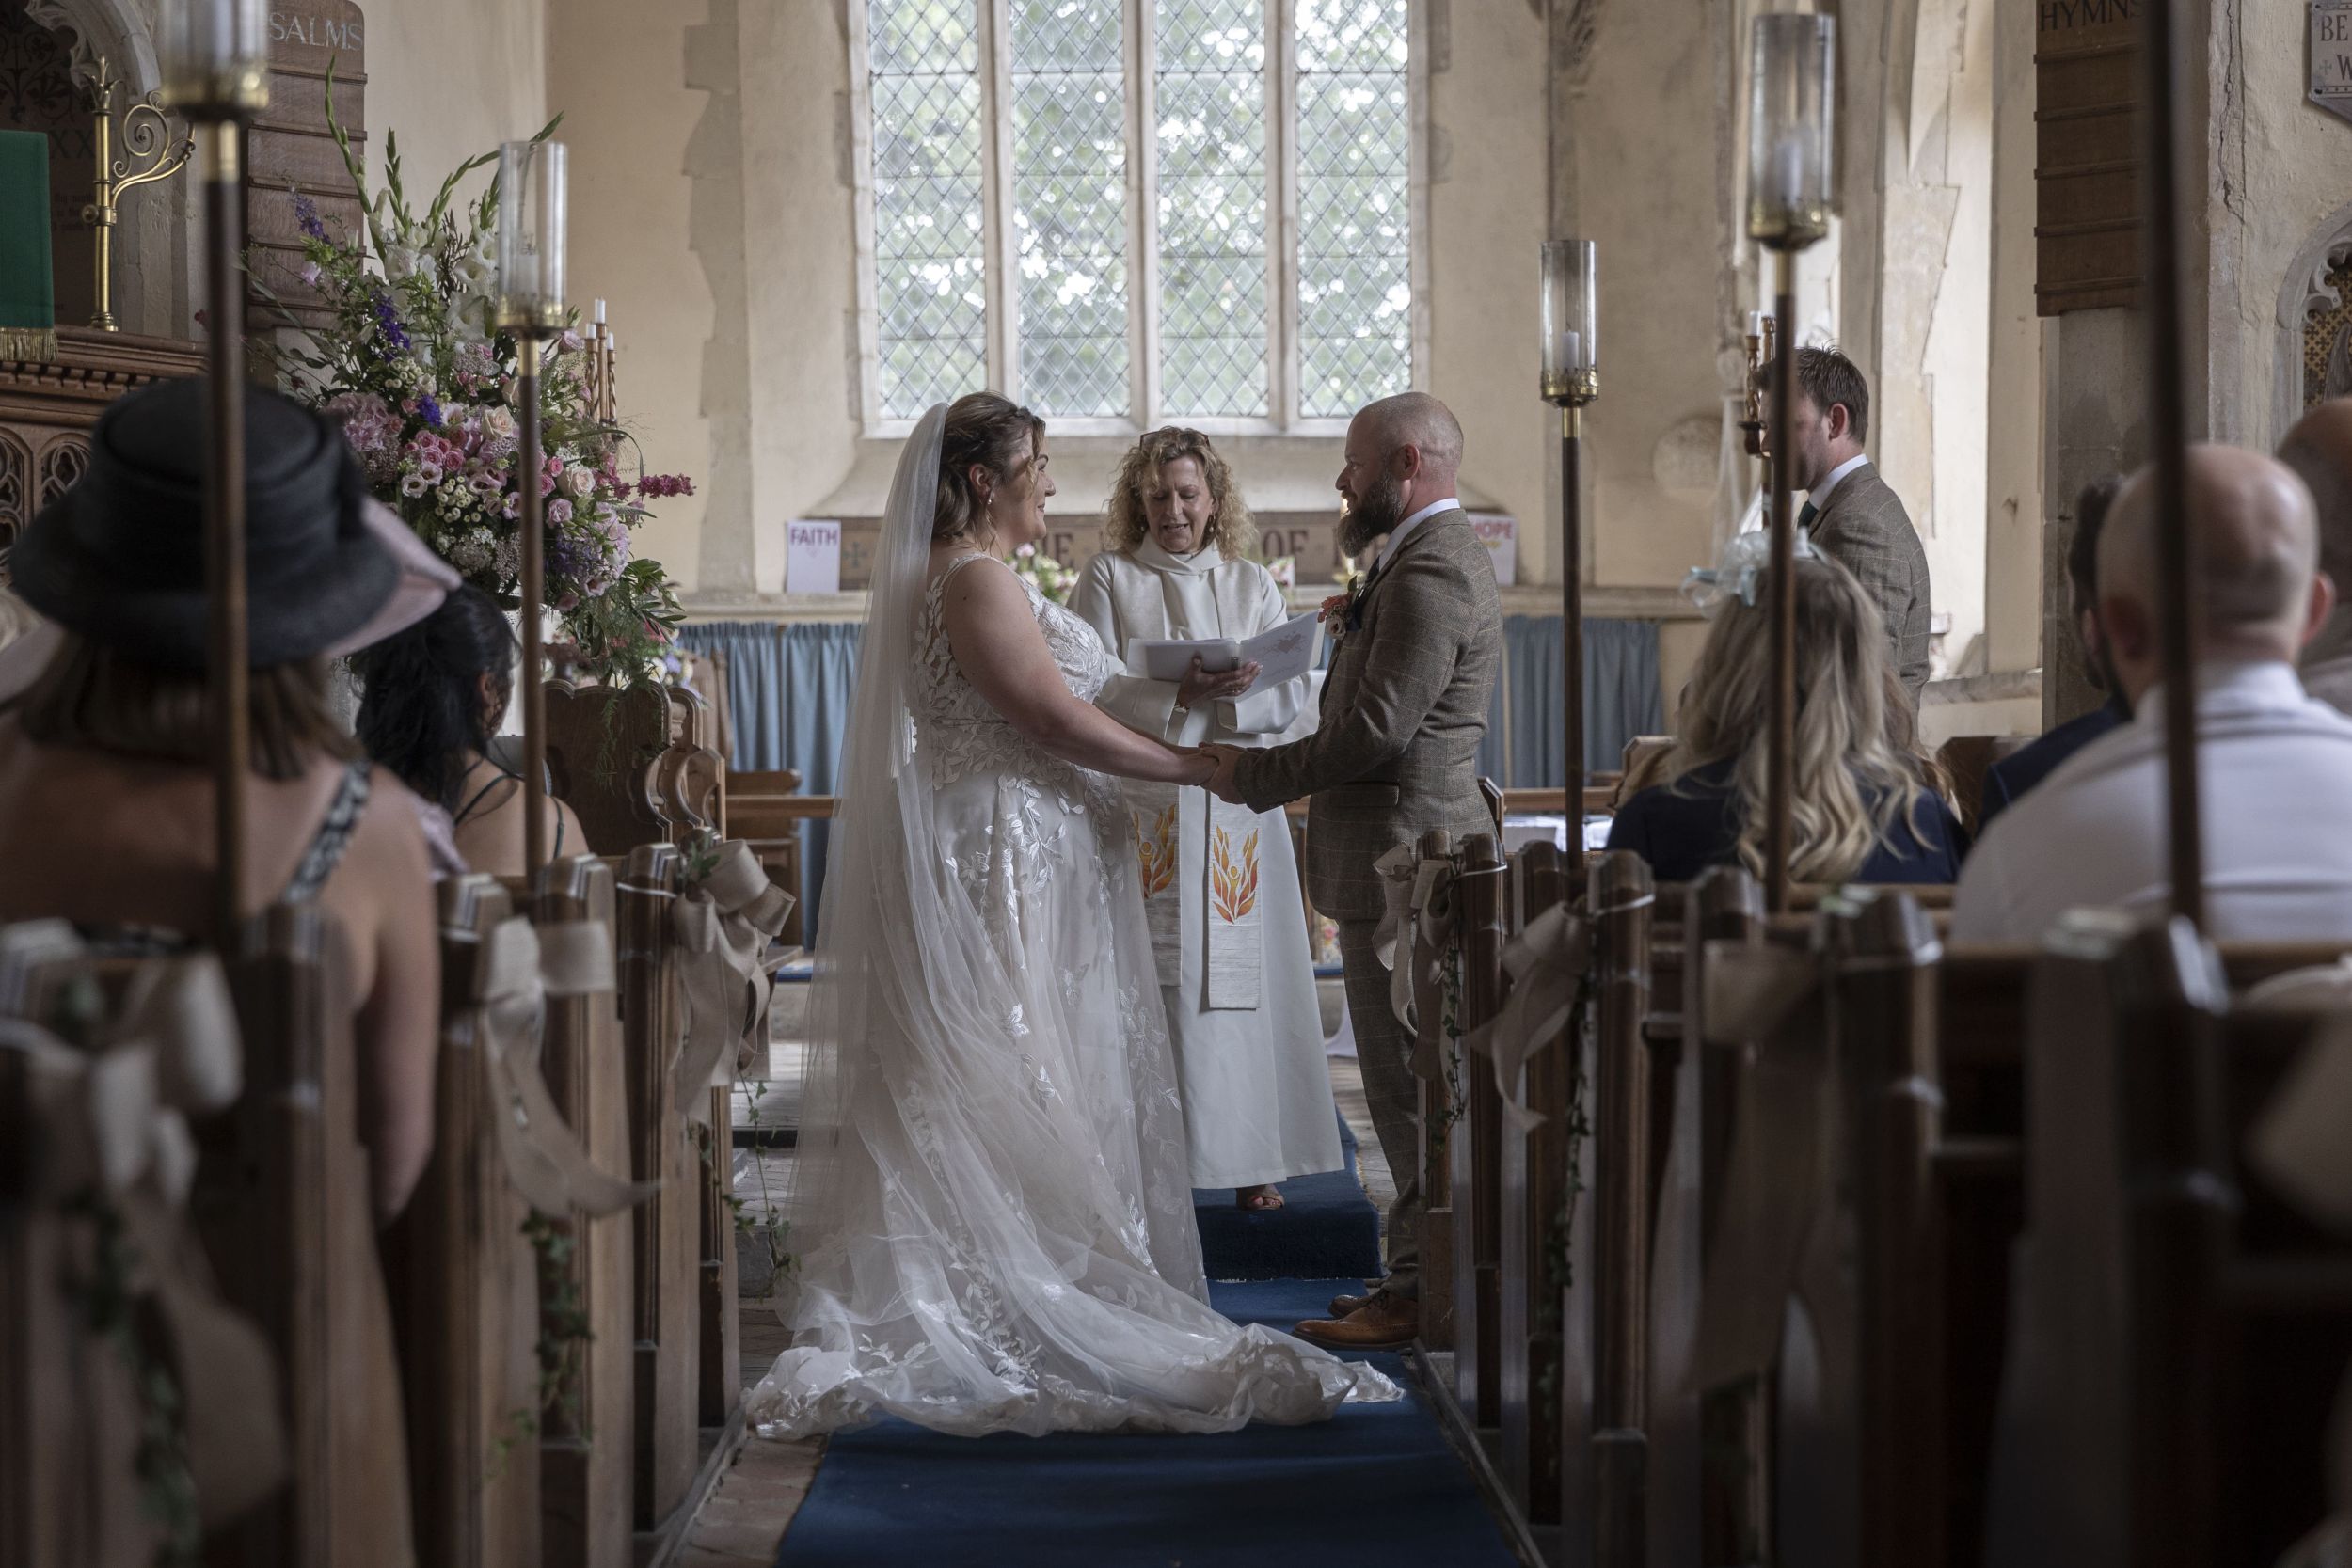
left=1188, top=1115, right=1384, bottom=1283
left=771, top=1277, right=1519, bottom=1567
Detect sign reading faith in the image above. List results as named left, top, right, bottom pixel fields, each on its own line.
left=787, top=519, right=843, bottom=595
left=2318, top=0, right=2352, bottom=125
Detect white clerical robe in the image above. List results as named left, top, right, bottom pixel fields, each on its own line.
left=1071, top=541, right=1345, bottom=1189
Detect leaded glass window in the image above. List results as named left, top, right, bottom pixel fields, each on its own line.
left=1295, top=0, right=1410, bottom=419
left=856, top=0, right=1416, bottom=429
left=866, top=0, right=989, bottom=420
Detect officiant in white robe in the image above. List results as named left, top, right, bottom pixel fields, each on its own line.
left=1072, top=429, right=1343, bottom=1205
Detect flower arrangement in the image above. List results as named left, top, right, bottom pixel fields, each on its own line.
left=254, top=90, right=688, bottom=685
left=1009, top=542, right=1076, bottom=604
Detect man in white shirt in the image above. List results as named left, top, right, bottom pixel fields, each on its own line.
left=1953, top=444, right=2352, bottom=943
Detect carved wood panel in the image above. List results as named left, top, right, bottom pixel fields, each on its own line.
left=246, top=3, right=368, bottom=329
left=0, top=427, right=29, bottom=557
left=33, top=434, right=85, bottom=509
left=2034, top=0, right=2144, bottom=316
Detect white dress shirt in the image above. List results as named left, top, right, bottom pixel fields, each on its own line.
left=1952, top=660, right=2352, bottom=943
left=1375, top=498, right=1462, bottom=573
left=1804, top=452, right=1871, bottom=511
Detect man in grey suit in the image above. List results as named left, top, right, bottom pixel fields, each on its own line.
left=1770, top=345, right=1934, bottom=703
left=1203, top=391, right=1502, bottom=1351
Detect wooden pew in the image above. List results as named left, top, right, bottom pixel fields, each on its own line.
left=0, top=929, right=282, bottom=1568
left=1497, top=844, right=1571, bottom=1524
left=616, top=845, right=703, bottom=1531
left=532, top=857, right=640, bottom=1568
left=196, top=905, right=415, bottom=1567
left=1560, top=850, right=1657, bottom=1566
left=380, top=878, right=541, bottom=1568
left=1450, top=833, right=1508, bottom=1424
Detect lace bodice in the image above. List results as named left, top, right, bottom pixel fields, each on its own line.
left=914, top=554, right=1122, bottom=793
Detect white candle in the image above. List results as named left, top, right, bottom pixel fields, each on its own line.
left=1771, top=134, right=1807, bottom=209
left=1746, top=309, right=1767, bottom=339
left=594, top=298, right=607, bottom=325
left=1554, top=329, right=1583, bottom=372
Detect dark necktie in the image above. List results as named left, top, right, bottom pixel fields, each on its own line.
left=1797, top=499, right=1819, bottom=531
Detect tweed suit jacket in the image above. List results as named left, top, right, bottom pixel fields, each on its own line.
left=1809, top=464, right=1932, bottom=704
left=1232, top=508, right=1502, bottom=921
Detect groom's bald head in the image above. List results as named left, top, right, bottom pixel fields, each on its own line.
left=1359, top=392, right=1464, bottom=481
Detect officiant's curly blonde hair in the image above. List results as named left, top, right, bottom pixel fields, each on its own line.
left=1104, top=427, right=1258, bottom=561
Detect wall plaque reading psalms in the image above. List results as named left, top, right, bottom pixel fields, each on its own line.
left=245, top=4, right=367, bottom=326
left=2033, top=0, right=2144, bottom=314
left=2318, top=0, right=2352, bottom=124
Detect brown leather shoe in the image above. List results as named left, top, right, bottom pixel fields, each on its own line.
left=1295, top=1292, right=1419, bottom=1351
left=1327, top=1290, right=1379, bottom=1318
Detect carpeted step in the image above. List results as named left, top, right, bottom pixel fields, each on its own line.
left=1190, top=1114, right=1383, bottom=1283
left=771, top=1277, right=1518, bottom=1568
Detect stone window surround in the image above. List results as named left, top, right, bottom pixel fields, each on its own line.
left=2276, top=198, right=2352, bottom=437
left=844, top=0, right=1436, bottom=442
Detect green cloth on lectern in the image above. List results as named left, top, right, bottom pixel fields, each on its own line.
left=0, top=130, right=56, bottom=359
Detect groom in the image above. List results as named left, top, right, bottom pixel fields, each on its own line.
left=1203, top=391, right=1502, bottom=1351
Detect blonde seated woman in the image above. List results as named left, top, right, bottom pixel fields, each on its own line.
left=1069, top=427, right=1343, bottom=1213
left=1606, top=550, right=1963, bottom=884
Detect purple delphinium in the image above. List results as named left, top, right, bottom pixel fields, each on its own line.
left=415, top=393, right=444, bottom=428
left=546, top=531, right=581, bottom=584
left=371, top=292, right=412, bottom=353
left=294, top=193, right=326, bottom=241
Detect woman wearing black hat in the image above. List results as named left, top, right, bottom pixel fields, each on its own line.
left=0, top=377, right=442, bottom=1224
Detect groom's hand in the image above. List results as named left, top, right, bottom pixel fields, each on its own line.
left=1200, top=743, right=1247, bottom=805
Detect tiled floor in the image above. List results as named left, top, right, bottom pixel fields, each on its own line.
left=689, top=979, right=1390, bottom=1560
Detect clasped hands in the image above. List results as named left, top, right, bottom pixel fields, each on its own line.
left=1189, top=742, right=1247, bottom=804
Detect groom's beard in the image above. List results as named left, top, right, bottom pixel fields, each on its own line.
left=1339, top=477, right=1404, bottom=559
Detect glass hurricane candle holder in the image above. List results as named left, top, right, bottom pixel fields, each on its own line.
left=1539, top=239, right=1599, bottom=405
left=496, top=139, right=569, bottom=336
left=1746, top=13, right=1836, bottom=250
left=158, top=0, right=269, bottom=118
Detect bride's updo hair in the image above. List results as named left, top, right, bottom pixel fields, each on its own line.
left=933, top=392, right=1045, bottom=545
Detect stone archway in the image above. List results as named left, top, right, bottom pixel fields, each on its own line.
left=2276, top=200, right=2352, bottom=437
left=11, top=0, right=192, bottom=337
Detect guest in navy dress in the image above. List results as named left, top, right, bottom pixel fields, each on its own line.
left=1608, top=552, right=1963, bottom=885
left=1978, top=473, right=2129, bottom=833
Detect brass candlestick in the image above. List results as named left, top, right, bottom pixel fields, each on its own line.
left=159, top=0, right=267, bottom=949
left=497, top=137, right=569, bottom=880
left=81, top=55, right=194, bottom=331
left=1747, top=12, right=1836, bottom=914
left=1738, top=310, right=1778, bottom=460
left=1540, top=239, right=1599, bottom=876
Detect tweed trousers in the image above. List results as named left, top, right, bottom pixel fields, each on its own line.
left=1337, top=917, right=1420, bottom=1299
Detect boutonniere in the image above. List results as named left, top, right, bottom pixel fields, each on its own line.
left=1321, top=566, right=1378, bottom=641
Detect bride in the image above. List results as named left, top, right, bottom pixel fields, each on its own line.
left=744, top=395, right=1400, bottom=1438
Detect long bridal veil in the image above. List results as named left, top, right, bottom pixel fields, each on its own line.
left=753, top=404, right=1396, bottom=1438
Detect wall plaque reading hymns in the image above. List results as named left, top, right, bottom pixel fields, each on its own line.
left=2033, top=0, right=2144, bottom=315
left=245, top=4, right=368, bottom=326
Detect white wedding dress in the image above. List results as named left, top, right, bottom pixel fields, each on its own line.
left=743, top=405, right=1398, bottom=1439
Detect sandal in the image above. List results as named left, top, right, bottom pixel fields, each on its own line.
left=1236, top=1184, right=1286, bottom=1212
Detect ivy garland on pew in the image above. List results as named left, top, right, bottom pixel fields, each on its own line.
left=486, top=1211, right=597, bottom=1479
left=1534, top=963, right=1598, bottom=1415
left=1430, top=941, right=1469, bottom=1154
left=47, top=974, right=202, bottom=1563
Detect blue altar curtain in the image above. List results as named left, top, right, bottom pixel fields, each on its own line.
left=679, top=621, right=862, bottom=941
left=683, top=612, right=1662, bottom=941
left=1480, top=617, right=1663, bottom=788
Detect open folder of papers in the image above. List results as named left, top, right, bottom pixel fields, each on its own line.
left=1124, top=610, right=1323, bottom=701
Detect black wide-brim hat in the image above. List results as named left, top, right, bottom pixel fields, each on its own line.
left=13, top=377, right=399, bottom=671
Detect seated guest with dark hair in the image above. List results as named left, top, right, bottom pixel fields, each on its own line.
left=2283, top=398, right=2352, bottom=713
left=1608, top=550, right=1963, bottom=885
left=1977, top=472, right=2130, bottom=831
left=0, top=377, right=441, bottom=1223
left=353, top=581, right=582, bottom=879
left=1955, top=444, right=2352, bottom=942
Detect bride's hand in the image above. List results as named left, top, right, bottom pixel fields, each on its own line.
left=1177, top=657, right=1260, bottom=711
